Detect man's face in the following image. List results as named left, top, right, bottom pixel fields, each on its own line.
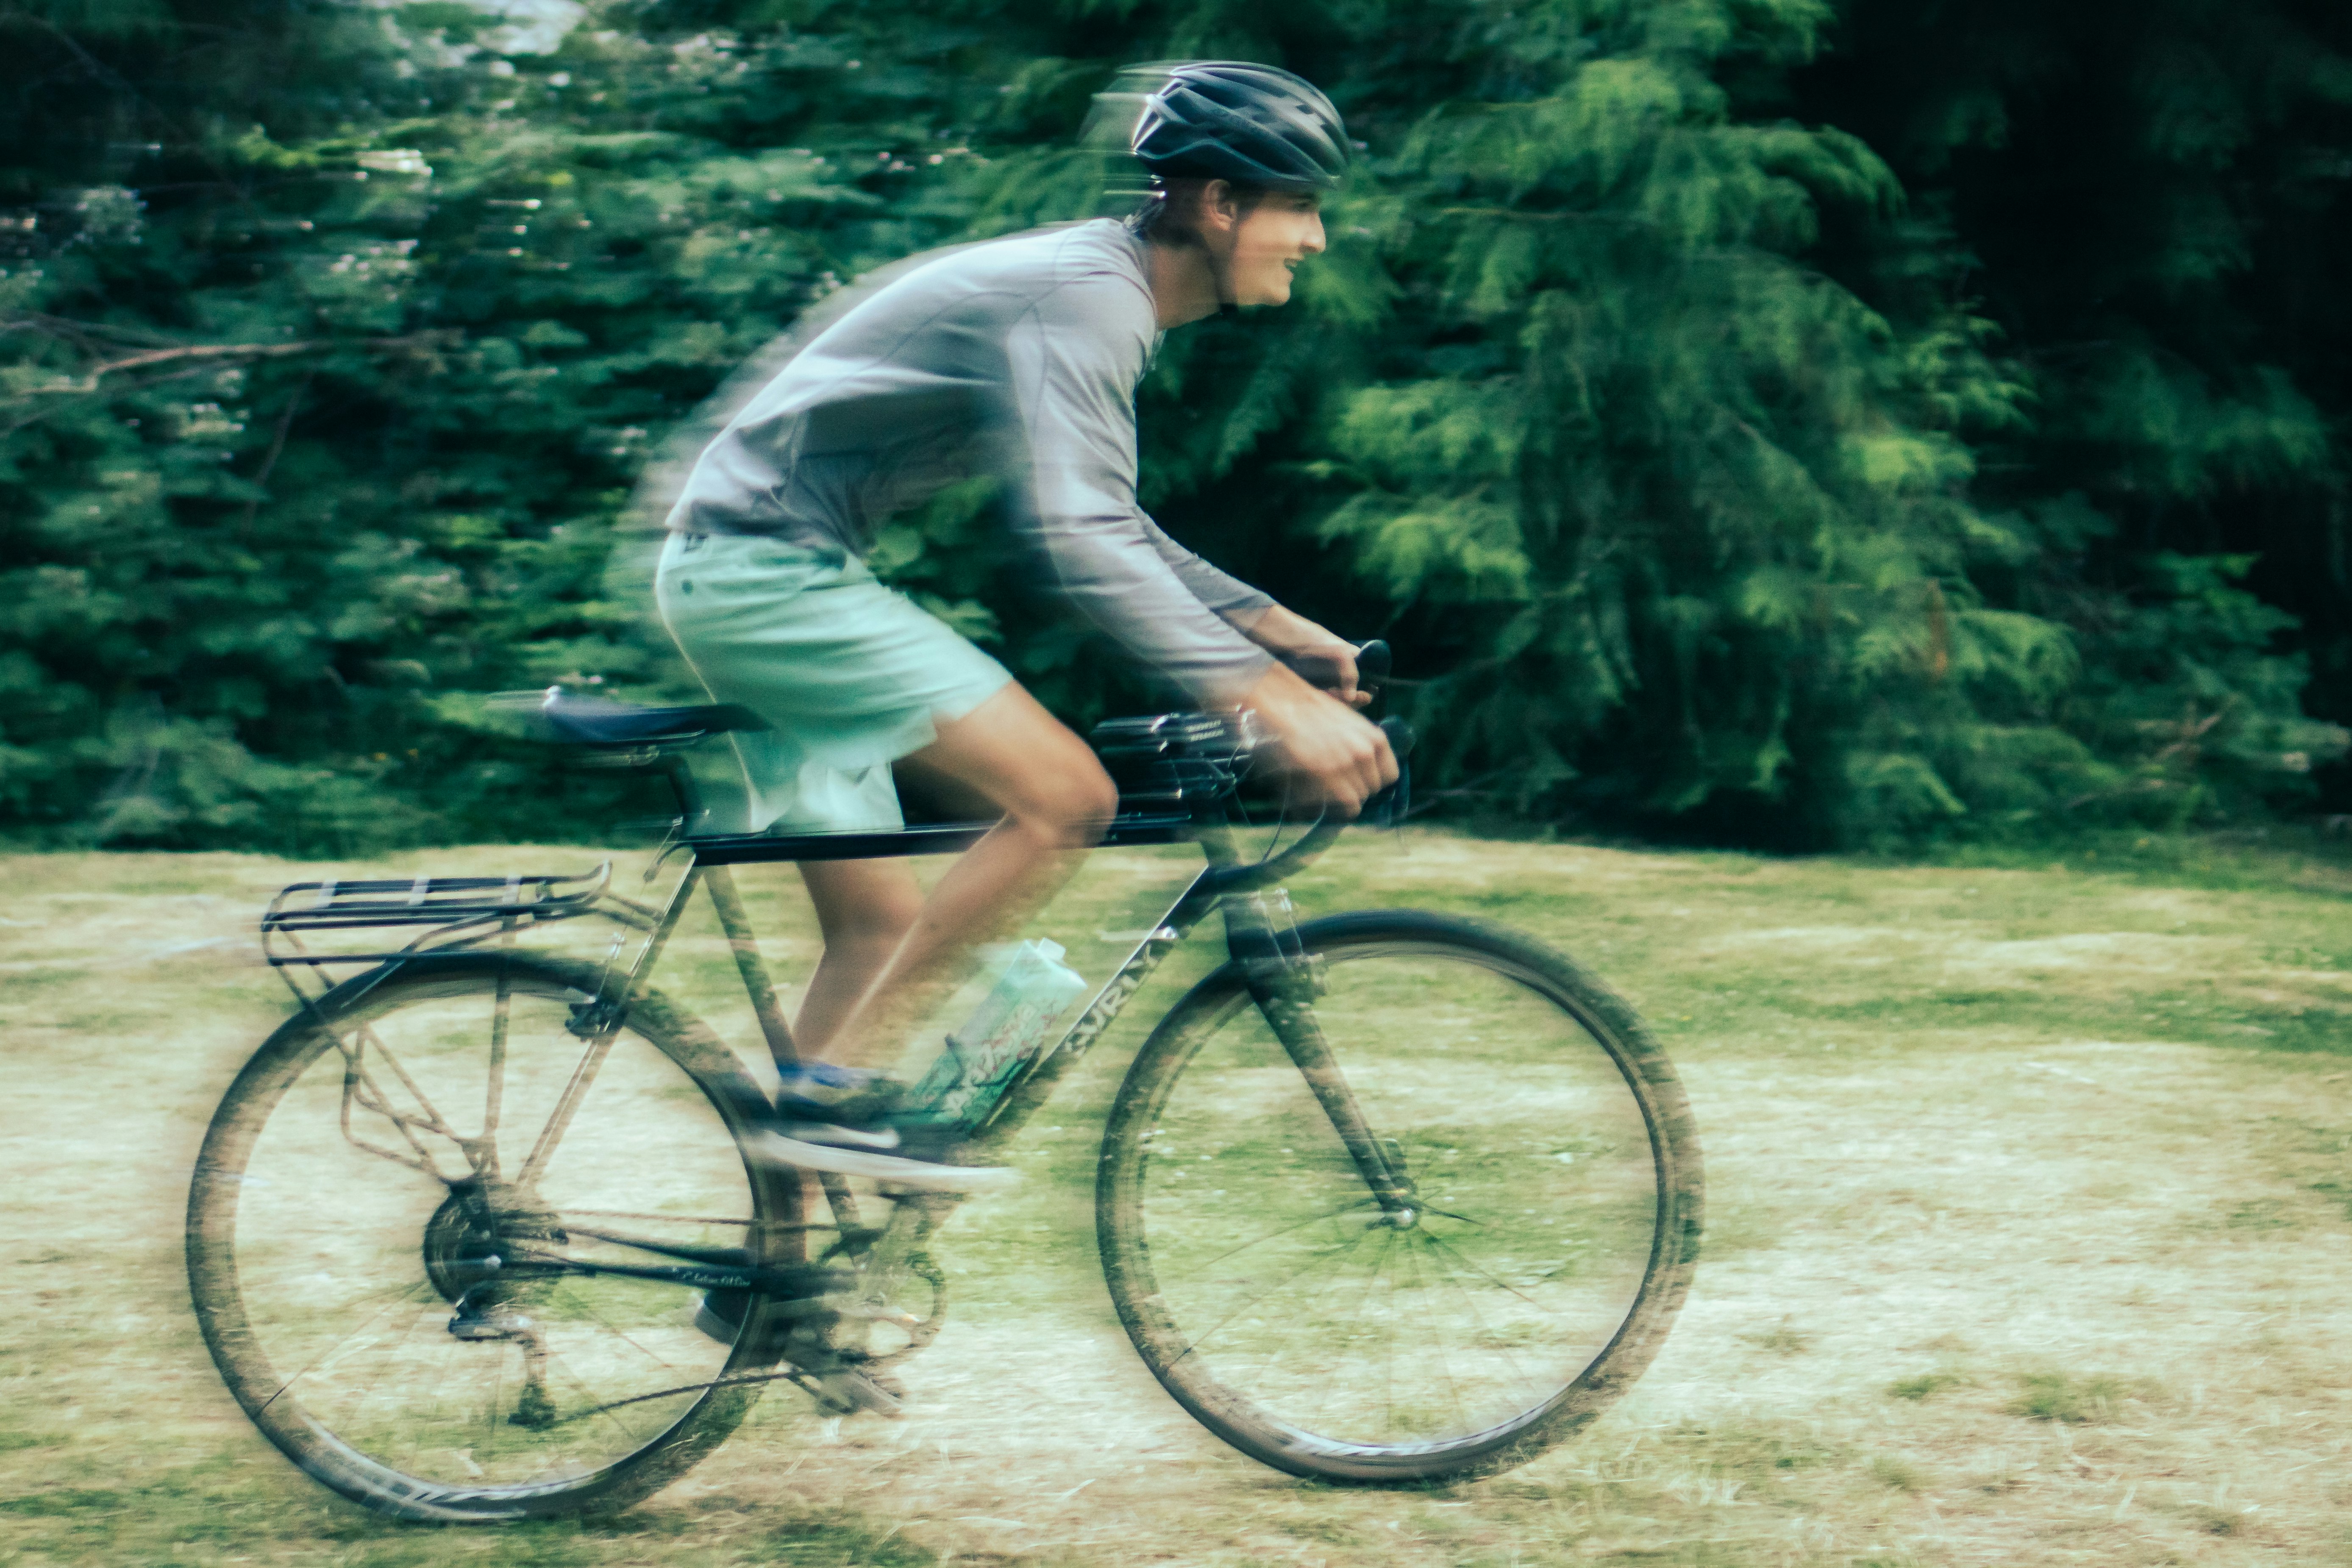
left=1223, top=190, right=1326, bottom=307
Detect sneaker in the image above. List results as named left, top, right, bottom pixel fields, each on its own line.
left=805, top=1361, right=907, bottom=1418
left=773, top=1060, right=906, bottom=1126
left=757, top=1064, right=1018, bottom=1193
left=446, top=1286, right=535, bottom=1341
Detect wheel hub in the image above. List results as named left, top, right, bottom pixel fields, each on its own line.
left=420, top=1181, right=563, bottom=1305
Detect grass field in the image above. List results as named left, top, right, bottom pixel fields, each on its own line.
left=7, top=829, right=2352, bottom=1566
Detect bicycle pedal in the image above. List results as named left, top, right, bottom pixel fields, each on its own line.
left=802, top=1364, right=907, bottom=1419
left=447, top=1305, right=534, bottom=1340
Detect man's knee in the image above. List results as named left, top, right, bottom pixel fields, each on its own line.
left=1065, top=758, right=1121, bottom=832
left=920, top=686, right=1118, bottom=840
left=1010, top=752, right=1118, bottom=842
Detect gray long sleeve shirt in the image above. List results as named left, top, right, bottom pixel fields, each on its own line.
left=663, top=219, right=1276, bottom=700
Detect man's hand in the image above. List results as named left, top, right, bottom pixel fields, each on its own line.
left=1237, top=662, right=1398, bottom=815
left=1233, top=605, right=1372, bottom=708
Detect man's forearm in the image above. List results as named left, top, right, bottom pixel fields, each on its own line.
left=1223, top=603, right=1373, bottom=705
left=1225, top=602, right=1339, bottom=655
left=1232, top=602, right=1307, bottom=649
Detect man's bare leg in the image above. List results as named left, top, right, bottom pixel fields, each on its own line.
left=818, top=683, right=1116, bottom=1071
left=791, top=860, right=923, bottom=1064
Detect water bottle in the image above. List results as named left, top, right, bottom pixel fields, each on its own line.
left=909, top=939, right=1089, bottom=1129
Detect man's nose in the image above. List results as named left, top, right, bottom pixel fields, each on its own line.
left=1303, top=213, right=1326, bottom=254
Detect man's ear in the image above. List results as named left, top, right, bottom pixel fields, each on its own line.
left=1201, top=179, right=1243, bottom=233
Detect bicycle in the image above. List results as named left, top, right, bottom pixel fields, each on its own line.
left=185, top=644, right=1704, bottom=1522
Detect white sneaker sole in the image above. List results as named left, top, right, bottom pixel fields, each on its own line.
left=743, top=1130, right=1020, bottom=1193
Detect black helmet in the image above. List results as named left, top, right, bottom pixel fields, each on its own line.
left=1119, top=61, right=1349, bottom=191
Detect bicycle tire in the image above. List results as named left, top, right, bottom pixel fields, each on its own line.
left=1097, top=910, right=1702, bottom=1484
left=187, top=953, right=805, bottom=1522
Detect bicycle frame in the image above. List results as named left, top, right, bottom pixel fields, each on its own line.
left=672, top=801, right=1411, bottom=1335
left=256, top=789, right=1410, bottom=1339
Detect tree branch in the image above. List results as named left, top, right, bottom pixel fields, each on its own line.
left=5, top=320, right=458, bottom=394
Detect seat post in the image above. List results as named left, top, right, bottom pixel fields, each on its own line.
left=656, top=754, right=705, bottom=827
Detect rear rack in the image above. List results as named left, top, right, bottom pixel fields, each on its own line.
left=261, top=864, right=636, bottom=974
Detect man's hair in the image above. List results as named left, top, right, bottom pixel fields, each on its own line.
left=1132, top=177, right=1269, bottom=247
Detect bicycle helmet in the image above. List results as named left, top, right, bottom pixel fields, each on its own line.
left=1115, top=61, right=1350, bottom=191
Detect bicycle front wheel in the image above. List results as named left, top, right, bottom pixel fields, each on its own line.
left=1097, top=910, right=1702, bottom=1483
left=187, top=954, right=803, bottom=1522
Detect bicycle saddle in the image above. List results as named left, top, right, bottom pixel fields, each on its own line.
left=523, top=687, right=769, bottom=748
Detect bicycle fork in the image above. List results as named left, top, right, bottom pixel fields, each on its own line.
left=1222, top=891, right=1420, bottom=1221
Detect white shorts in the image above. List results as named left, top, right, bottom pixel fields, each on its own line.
left=656, top=531, right=1012, bottom=833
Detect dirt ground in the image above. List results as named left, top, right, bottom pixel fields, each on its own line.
left=6, top=831, right=2352, bottom=1566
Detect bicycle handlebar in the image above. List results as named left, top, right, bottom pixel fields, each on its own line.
left=1201, top=711, right=1414, bottom=895
left=1095, top=636, right=1409, bottom=894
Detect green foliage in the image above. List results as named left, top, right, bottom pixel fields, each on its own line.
left=0, top=0, right=973, bottom=848
left=1, top=0, right=2346, bottom=850
left=1794, top=0, right=2352, bottom=837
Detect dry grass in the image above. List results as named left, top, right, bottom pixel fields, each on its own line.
left=6, top=830, right=2352, bottom=1565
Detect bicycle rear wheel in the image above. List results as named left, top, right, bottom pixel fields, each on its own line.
left=1097, top=910, right=1702, bottom=1483
left=187, top=954, right=804, bottom=1522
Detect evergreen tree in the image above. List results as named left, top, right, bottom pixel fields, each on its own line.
left=0, top=0, right=976, bottom=846
left=1793, top=0, right=2352, bottom=828
left=3, top=0, right=461, bottom=844
left=5, top=0, right=2343, bottom=851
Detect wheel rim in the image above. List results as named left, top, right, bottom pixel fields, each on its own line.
left=192, top=969, right=781, bottom=1503
left=1110, top=937, right=1674, bottom=1462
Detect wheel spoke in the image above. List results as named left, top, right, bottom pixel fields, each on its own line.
left=1167, top=1223, right=1374, bottom=1367
left=1313, top=1224, right=1401, bottom=1437
left=1400, top=1231, right=1470, bottom=1437
left=1217, top=1221, right=1396, bottom=1427
left=537, top=1334, right=656, bottom=1451
left=254, top=1279, right=436, bottom=1417
left=1418, top=1231, right=1551, bottom=1417
left=551, top=1281, right=685, bottom=1374
left=1141, top=1195, right=1382, bottom=1284
left=1423, top=1228, right=1567, bottom=1318
left=324, top=1294, right=444, bottom=1473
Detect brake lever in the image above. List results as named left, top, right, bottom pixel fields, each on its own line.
left=1276, top=638, right=1390, bottom=706
left=1366, top=715, right=1415, bottom=829
left=1354, top=639, right=1390, bottom=702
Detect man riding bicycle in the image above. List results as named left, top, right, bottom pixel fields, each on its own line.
left=656, top=61, right=1396, bottom=1191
